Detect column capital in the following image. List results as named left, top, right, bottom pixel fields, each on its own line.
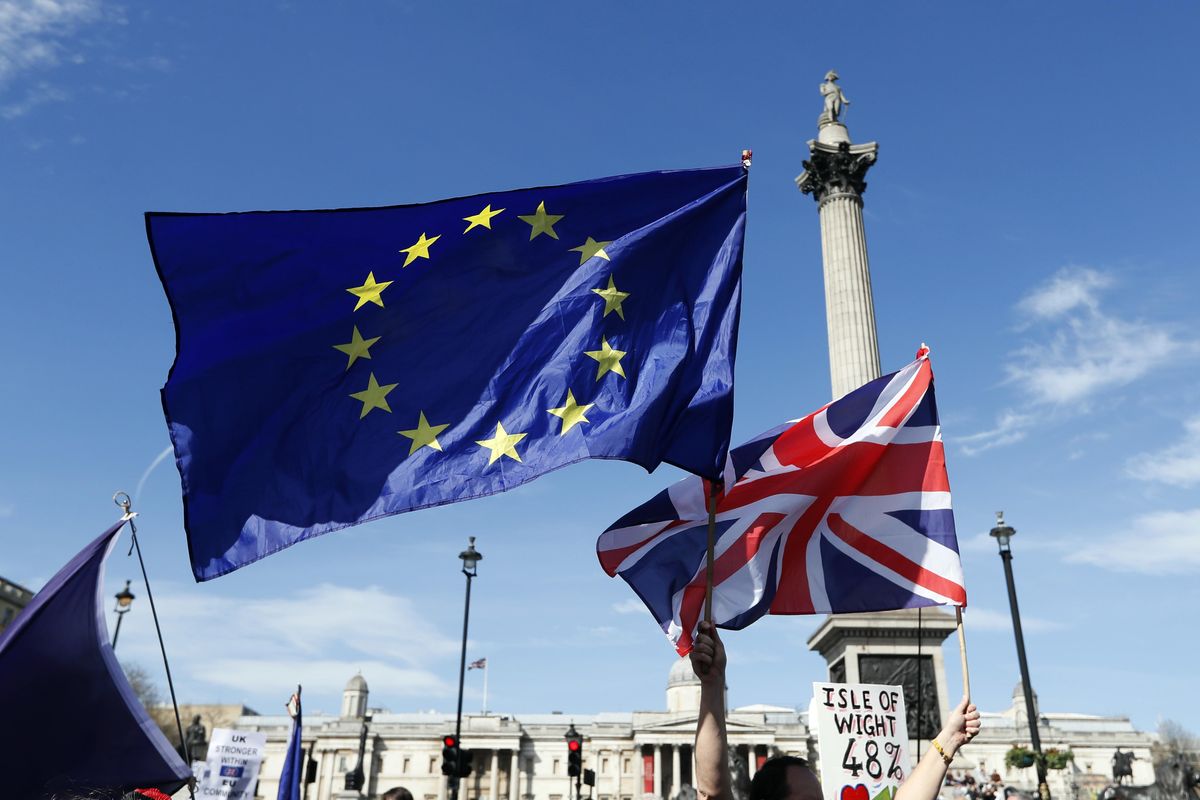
left=796, top=139, right=879, bottom=206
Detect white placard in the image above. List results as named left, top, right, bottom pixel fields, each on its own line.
left=809, top=682, right=911, bottom=800
left=196, top=728, right=267, bottom=799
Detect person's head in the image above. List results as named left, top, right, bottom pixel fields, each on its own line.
left=750, top=756, right=822, bottom=800
left=382, top=788, right=414, bottom=800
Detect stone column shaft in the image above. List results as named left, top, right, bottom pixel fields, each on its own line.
left=653, top=746, right=662, bottom=799
left=510, top=750, right=520, bottom=800
left=819, top=193, right=881, bottom=398
left=670, top=746, right=681, bottom=798
left=489, top=750, right=500, bottom=800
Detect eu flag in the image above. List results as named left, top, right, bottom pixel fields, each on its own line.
left=149, top=165, right=747, bottom=581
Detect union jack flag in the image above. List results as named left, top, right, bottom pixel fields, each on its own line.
left=597, top=348, right=965, bottom=655
left=468, top=658, right=487, bottom=670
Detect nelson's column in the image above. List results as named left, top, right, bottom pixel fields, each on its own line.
left=797, top=72, right=956, bottom=746
left=797, top=69, right=882, bottom=399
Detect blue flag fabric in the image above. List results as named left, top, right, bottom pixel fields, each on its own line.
left=0, top=520, right=191, bottom=798
left=276, top=690, right=303, bottom=800
left=149, top=165, right=747, bottom=580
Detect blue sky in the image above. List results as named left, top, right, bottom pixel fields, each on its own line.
left=2, top=2, right=1198, bottom=732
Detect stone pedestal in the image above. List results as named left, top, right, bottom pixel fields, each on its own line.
left=807, top=608, right=956, bottom=742
left=797, top=126, right=881, bottom=400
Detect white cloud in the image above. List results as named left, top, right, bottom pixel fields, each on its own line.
left=120, top=583, right=459, bottom=701
left=0, top=0, right=101, bottom=87
left=0, top=79, right=64, bottom=117
left=1127, top=416, right=1200, bottom=488
left=1018, top=267, right=1112, bottom=319
left=612, top=598, right=646, bottom=615
left=1066, top=508, right=1200, bottom=574
left=1010, top=268, right=1184, bottom=406
left=957, top=410, right=1031, bottom=456
left=960, top=606, right=1065, bottom=633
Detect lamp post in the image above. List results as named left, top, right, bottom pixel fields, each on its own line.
left=990, top=512, right=1051, bottom=800
left=449, top=537, right=482, bottom=800
left=111, top=580, right=135, bottom=650
left=344, top=713, right=372, bottom=794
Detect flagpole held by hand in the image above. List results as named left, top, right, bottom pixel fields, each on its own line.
left=956, top=605, right=971, bottom=701
left=703, top=482, right=720, bottom=623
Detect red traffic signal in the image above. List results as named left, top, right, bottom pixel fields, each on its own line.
left=443, top=735, right=458, bottom=748
left=567, top=739, right=581, bottom=752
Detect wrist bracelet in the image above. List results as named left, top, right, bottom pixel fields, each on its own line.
left=931, top=739, right=952, bottom=765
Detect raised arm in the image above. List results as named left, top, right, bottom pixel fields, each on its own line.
left=894, top=697, right=981, bottom=800
left=691, top=621, right=730, bottom=800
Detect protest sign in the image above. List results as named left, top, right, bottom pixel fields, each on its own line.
left=196, top=728, right=267, bottom=799
left=809, top=682, right=911, bottom=800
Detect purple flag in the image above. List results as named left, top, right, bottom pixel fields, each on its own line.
left=0, top=519, right=191, bottom=798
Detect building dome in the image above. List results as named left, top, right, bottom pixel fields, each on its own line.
left=668, top=657, right=701, bottom=688
left=342, top=672, right=369, bottom=718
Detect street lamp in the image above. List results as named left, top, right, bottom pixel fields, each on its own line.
left=111, top=580, right=135, bottom=650
left=450, top=537, right=482, bottom=800
left=344, top=713, right=372, bottom=793
left=990, top=512, right=1051, bottom=800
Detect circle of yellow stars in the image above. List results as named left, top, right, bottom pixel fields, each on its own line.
left=337, top=197, right=633, bottom=467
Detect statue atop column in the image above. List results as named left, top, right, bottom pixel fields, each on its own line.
left=818, top=70, right=850, bottom=126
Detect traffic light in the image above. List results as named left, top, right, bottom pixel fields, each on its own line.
left=567, top=734, right=583, bottom=777
left=442, top=734, right=473, bottom=778
left=442, top=735, right=459, bottom=776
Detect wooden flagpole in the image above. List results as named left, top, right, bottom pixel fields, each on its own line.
left=956, top=605, right=971, bottom=700
left=703, top=481, right=720, bottom=623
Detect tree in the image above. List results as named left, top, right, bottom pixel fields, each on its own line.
left=121, top=662, right=178, bottom=746
left=1153, top=719, right=1199, bottom=771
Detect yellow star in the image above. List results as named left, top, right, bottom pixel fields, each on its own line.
left=569, top=236, right=612, bottom=265
left=332, top=326, right=381, bottom=370
left=347, top=272, right=393, bottom=311
left=475, top=421, right=527, bottom=465
left=517, top=201, right=564, bottom=240
left=591, top=276, right=630, bottom=320
left=398, top=411, right=450, bottom=455
left=547, top=390, right=594, bottom=435
left=463, top=204, right=505, bottom=233
left=399, top=232, right=441, bottom=267
left=349, top=373, right=398, bottom=419
left=584, top=338, right=627, bottom=380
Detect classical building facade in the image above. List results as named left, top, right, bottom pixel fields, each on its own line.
left=234, top=657, right=1153, bottom=800
left=0, top=575, right=34, bottom=633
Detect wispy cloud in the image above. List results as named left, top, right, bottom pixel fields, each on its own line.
left=1126, top=416, right=1200, bottom=488
left=956, top=410, right=1031, bottom=456
left=1066, top=508, right=1200, bottom=574
left=961, top=606, right=1065, bottom=633
left=0, top=0, right=102, bottom=88
left=1017, top=268, right=1111, bottom=319
left=0, top=79, right=65, bottom=118
left=1012, top=267, right=1183, bottom=406
left=120, top=583, right=459, bottom=701
left=612, top=598, right=646, bottom=615
left=958, top=267, right=1188, bottom=455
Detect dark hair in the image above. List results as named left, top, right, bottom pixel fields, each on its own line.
left=750, top=756, right=812, bottom=800
left=382, top=788, right=414, bottom=800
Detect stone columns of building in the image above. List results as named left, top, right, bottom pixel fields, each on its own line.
left=670, top=745, right=681, bottom=798
left=489, top=750, right=500, bottom=800
left=796, top=93, right=882, bottom=401
left=746, top=746, right=756, bottom=780
left=653, top=745, right=663, bottom=799
left=509, top=749, right=520, bottom=800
